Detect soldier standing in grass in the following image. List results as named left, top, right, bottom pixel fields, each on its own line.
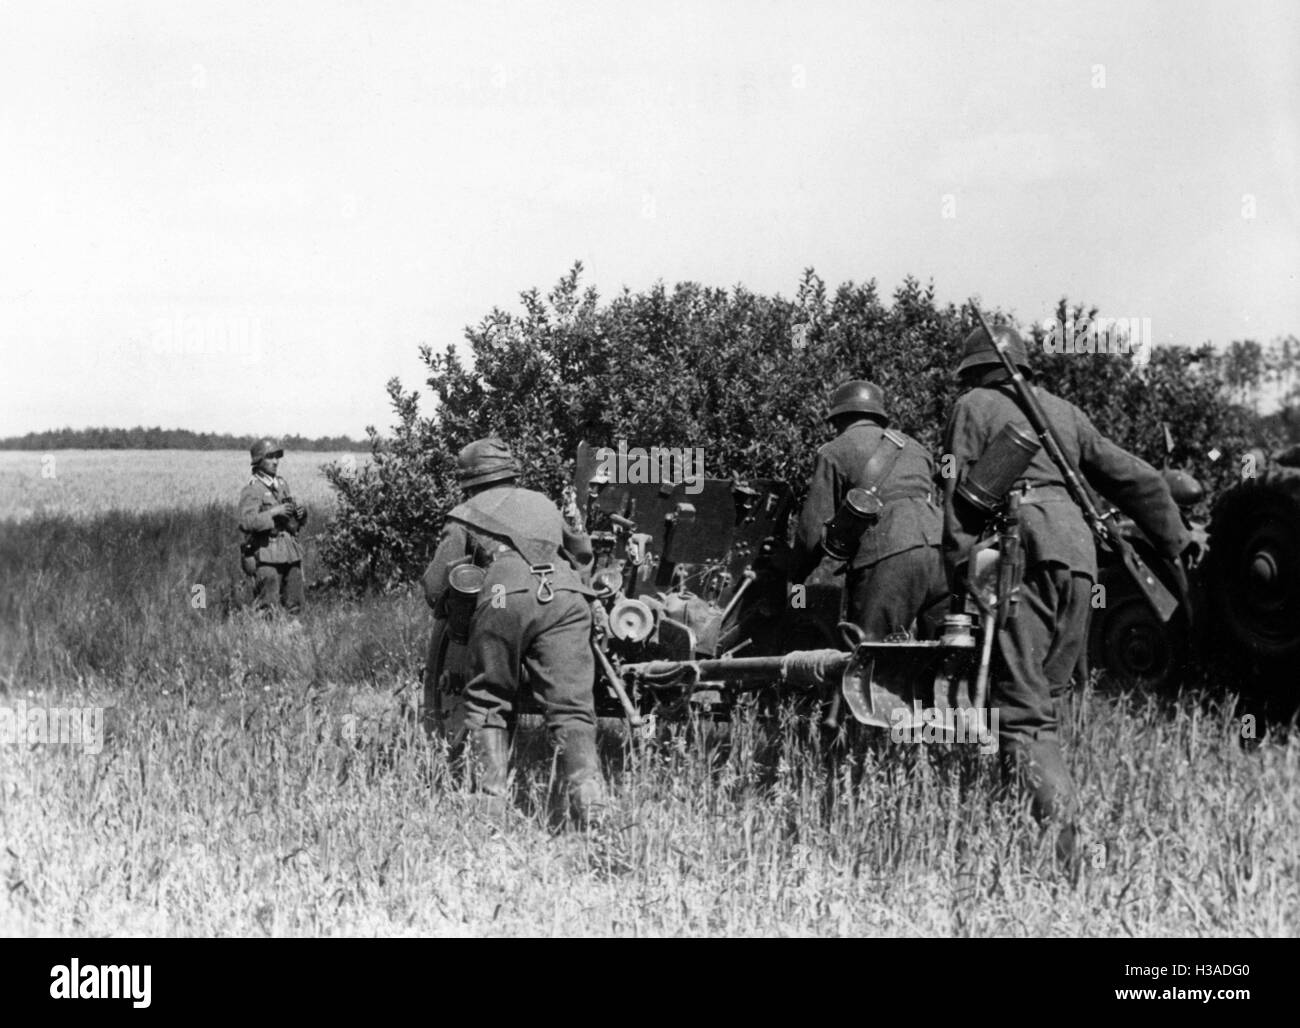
left=238, top=439, right=308, bottom=616
left=942, top=325, right=1193, bottom=863
left=422, top=436, right=604, bottom=827
left=790, top=380, right=948, bottom=641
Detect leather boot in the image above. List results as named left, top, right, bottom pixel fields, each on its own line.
left=1002, top=737, right=1081, bottom=868
left=555, top=725, right=606, bottom=829
left=467, top=727, right=510, bottom=798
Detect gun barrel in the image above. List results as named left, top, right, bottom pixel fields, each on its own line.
left=621, top=649, right=851, bottom=692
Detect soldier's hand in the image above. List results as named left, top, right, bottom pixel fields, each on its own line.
left=1181, top=528, right=1207, bottom=570
left=294, top=503, right=307, bottom=521
left=267, top=503, right=290, bottom=519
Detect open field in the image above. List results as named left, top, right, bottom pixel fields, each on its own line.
left=0, top=450, right=365, bottom=522
left=1, top=492, right=1298, bottom=936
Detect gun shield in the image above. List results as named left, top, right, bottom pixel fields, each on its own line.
left=956, top=423, right=1040, bottom=512
left=822, top=487, right=882, bottom=562
left=445, top=564, right=486, bottom=643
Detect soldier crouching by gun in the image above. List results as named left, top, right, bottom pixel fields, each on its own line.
left=942, top=317, right=1195, bottom=868
left=789, top=380, right=949, bottom=642
left=421, top=436, right=605, bottom=828
left=238, top=439, right=308, bottom=616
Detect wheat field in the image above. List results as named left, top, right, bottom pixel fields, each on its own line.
left=0, top=459, right=1297, bottom=936
left=0, top=449, right=361, bottom=522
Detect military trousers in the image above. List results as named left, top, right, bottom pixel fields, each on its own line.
left=992, top=563, right=1093, bottom=744
left=462, top=587, right=597, bottom=736
left=253, top=561, right=304, bottom=615
left=846, top=544, right=949, bottom=641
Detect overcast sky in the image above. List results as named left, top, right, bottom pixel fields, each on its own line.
left=2, top=0, right=1296, bottom=439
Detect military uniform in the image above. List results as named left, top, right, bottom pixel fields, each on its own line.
left=792, top=421, right=948, bottom=641
left=238, top=459, right=306, bottom=615
left=942, top=333, right=1189, bottom=841
left=423, top=438, right=603, bottom=824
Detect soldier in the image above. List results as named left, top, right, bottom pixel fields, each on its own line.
left=422, top=437, right=604, bottom=826
left=790, top=380, right=948, bottom=641
left=238, top=439, right=308, bottom=615
left=941, top=325, right=1193, bottom=861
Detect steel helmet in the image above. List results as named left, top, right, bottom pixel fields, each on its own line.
left=250, top=439, right=284, bottom=464
left=958, top=324, right=1031, bottom=376
left=825, top=380, right=889, bottom=425
left=1162, top=469, right=1204, bottom=507
left=456, top=436, right=520, bottom=489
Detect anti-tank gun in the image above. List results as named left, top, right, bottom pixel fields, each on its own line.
left=587, top=433, right=1024, bottom=737
left=561, top=440, right=837, bottom=721
left=421, top=440, right=827, bottom=735
left=423, top=440, right=1025, bottom=742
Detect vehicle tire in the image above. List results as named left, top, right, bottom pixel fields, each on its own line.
left=1205, top=471, right=1300, bottom=667
left=1087, top=571, right=1187, bottom=691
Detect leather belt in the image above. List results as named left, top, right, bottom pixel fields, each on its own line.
left=875, top=488, right=934, bottom=505
left=1012, top=483, right=1072, bottom=505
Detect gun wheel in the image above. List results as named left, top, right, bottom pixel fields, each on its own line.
left=1206, top=471, right=1300, bottom=668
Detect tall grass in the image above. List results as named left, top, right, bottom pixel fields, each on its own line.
left=1, top=508, right=1297, bottom=936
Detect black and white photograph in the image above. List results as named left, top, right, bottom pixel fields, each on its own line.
left=1, top=0, right=1297, bottom=972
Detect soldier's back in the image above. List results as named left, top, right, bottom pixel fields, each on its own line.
left=821, top=422, right=941, bottom=568
left=948, top=385, right=1095, bottom=574
left=449, top=486, right=564, bottom=552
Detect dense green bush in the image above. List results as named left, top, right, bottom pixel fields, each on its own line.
left=321, top=263, right=1272, bottom=590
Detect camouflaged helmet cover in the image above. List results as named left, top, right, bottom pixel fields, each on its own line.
left=457, top=436, right=520, bottom=488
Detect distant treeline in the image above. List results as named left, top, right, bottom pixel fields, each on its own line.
left=0, top=427, right=372, bottom=451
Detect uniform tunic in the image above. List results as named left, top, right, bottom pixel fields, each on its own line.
left=423, top=486, right=597, bottom=735
left=237, top=472, right=306, bottom=613
left=792, top=420, right=948, bottom=639
left=942, top=382, right=1189, bottom=744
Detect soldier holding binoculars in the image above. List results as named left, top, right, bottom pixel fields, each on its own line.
left=238, top=438, right=308, bottom=615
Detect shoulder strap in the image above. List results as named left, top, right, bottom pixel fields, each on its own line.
left=862, top=429, right=907, bottom=494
